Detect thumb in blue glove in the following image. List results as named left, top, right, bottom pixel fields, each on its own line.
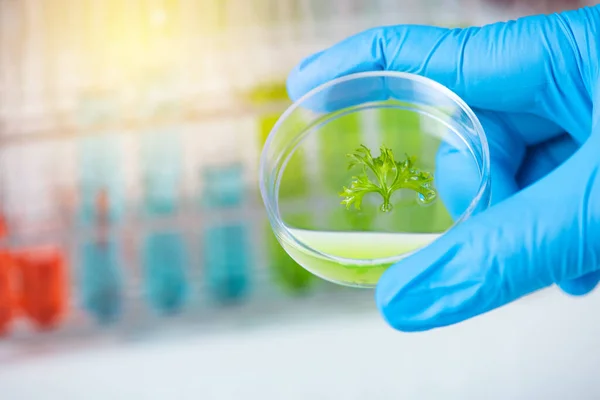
left=286, top=6, right=600, bottom=331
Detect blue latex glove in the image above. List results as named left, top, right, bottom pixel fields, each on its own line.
left=286, top=6, right=600, bottom=332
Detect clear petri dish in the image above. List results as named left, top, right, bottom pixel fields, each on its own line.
left=259, top=71, right=491, bottom=288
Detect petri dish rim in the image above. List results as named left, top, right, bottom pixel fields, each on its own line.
left=259, top=70, right=491, bottom=266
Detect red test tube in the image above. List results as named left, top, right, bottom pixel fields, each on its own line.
left=15, top=247, right=68, bottom=330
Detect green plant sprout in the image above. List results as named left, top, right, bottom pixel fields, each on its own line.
left=340, top=145, right=437, bottom=213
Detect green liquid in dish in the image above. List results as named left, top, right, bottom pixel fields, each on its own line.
left=281, top=228, right=439, bottom=288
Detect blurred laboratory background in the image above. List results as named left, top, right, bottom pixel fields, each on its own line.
left=0, top=1, right=599, bottom=399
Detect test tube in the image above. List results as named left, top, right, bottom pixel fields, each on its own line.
left=15, top=247, right=68, bottom=330
left=140, top=128, right=188, bottom=312
left=202, top=221, right=251, bottom=303
left=200, top=162, right=251, bottom=303
left=198, top=118, right=253, bottom=303
left=142, top=230, right=188, bottom=314
left=80, top=237, right=123, bottom=325
left=77, top=112, right=125, bottom=323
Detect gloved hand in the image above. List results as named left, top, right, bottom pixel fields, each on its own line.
left=286, top=6, right=600, bottom=331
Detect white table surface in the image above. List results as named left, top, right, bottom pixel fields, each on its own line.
left=0, top=286, right=599, bottom=400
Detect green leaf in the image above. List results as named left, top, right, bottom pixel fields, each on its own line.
left=340, top=144, right=437, bottom=213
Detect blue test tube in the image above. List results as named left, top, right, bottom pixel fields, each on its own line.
left=203, top=223, right=251, bottom=304
left=77, top=132, right=125, bottom=324
left=142, top=230, right=188, bottom=314
left=140, top=129, right=189, bottom=313
left=201, top=163, right=251, bottom=303
left=80, top=238, right=123, bottom=325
